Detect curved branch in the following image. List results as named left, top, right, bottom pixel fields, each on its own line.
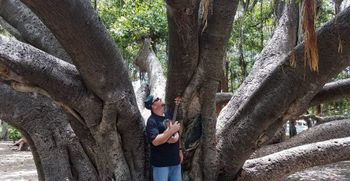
left=216, top=77, right=350, bottom=107
left=19, top=1, right=146, bottom=179
left=0, top=0, right=71, bottom=62
left=251, top=119, right=350, bottom=158
left=134, top=38, right=165, bottom=121
left=0, top=16, right=23, bottom=40
left=241, top=137, right=350, bottom=181
left=134, top=38, right=166, bottom=99
left=216, top=4, right=350, bottom=180
left=0, top=82, right=98, bottom=180
left=310, top=78, right=350, bottom=106
left=21, top=0, right=132, bottom=102
left=0, top=36, right=102, bottom=127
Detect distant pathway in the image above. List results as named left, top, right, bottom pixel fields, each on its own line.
left=0, top=141, right=37, bottom=181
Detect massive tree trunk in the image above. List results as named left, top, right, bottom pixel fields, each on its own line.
left=2, top=0, right=350, bottom=181
left=0, top=82, right=98, bottom=181
left=217, top=4, right=350, bottom=180
left=1, top=0, right=145, bottom=179
left=216, top=1, right=299, bottom=179
left=165, top=0, right=239, bottom=180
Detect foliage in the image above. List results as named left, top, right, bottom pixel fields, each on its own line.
left=97, top=0, right=168, bottom=78
left=227, top=1, right=274, bottom=91
left=8, top=126, right=21, bottom=141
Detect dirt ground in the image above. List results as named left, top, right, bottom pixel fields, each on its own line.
left=0, top=140, right=349, bottom=181
left=0, top=141, right=37, bottom=181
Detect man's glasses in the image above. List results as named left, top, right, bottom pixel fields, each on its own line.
left=152, top=97, right=160, bottom=104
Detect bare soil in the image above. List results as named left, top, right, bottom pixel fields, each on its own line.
left=0, top=141, right=349, bottom=181
left=0, top=141, right=37, bottom=181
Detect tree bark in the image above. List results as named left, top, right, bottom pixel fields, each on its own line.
left=310, top=78, right=350, bottom=106
left=0, top=81, right=98, bottom=181
left=0, top=0, right=71, bottom=62
left=165, top=0, right=239, bottom=180
left=0, top=36, right=102, bottom=127
left=217, top=77, right=350, bottom=107
left=134, top=38, right=166, bottom=121
left=215, top=92, right=234, bottom=104
left=241, top=137, right=350, bottom=181
left=165, top=0, right=201, bottom=111
left=0, top=16, right=23, bottom=41
left=251, top=119, right=350, bottom=158
left=8, top=0, right=146, bottom=179
left=334, top=0, right=344, bottom=14
left=216, top=1, right=299, bottom=179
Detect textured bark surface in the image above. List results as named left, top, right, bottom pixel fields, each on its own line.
left=134, top=38, right=166, bottom=120
left=7, top=0, right=145, bottom=179
left=0, top=36, right=102, bottom=127
left=165, top=0, right=201, bottom=110
left=164, top=0, right=240, bottom=180
left=216, top=2, right=299, bottom=179
left=0, top=0, right=71, bottom=62
left=214, top=78, right=350, bottom=106
left=1, top=1, right=350, bottom=180
left=135, top=38, right=166, bottom=100
left=0, top=16, right=23, bottom=40
left=0, top=82, right=98, bottom=181
left=251, top=119, right=350, bottom=158
left=310, top=78, right=350, bottom=106
left=241, top=137, right=350, bottom=181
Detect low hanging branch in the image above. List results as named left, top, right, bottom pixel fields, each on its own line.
left=251, top=119, right=350, bottom=158
left=302, top=0, right=319, bottom=71
left=240, top=137, right=350, bottom=180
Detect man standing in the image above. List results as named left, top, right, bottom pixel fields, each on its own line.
left=145, top=95, right=183, bottom=181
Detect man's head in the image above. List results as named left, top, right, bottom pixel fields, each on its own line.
left=144, top=95, right=164, bottom=114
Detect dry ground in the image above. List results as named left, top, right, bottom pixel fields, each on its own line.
left=0, top=141, right=349, bottom=181
left=0, top=141, right=37, bottom=181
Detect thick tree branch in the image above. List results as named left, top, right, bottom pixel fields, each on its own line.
left=194, top=0, right=240, bottom=180
left=165, top=0, right=201, bottom=110
left=134, top=38, right=165, bottom=121
left=216, top=77, right=350, bottom=107
left=310, top=78, right=350, bottom=106
left=241, top=137, right=350, bottom=180
left=216, top=2, right=299, bottom=179
left=300, top=114, right=347, bottom=125
left=20, top=1, right=145, bottom=179
left=0, top=16, right=23, bottom=40
left=0, top=82, right=98, bottom=180
left=21, top=0, right=132, bottom=103
left=0, top=36, right=102, bottom=127
left=215, top=92, right=233, bottom=104
left=135, top=38, right=166, bottom=99
left=0, top=0, right=71, bottom=62
left=251, top=119, right=350, bottom=158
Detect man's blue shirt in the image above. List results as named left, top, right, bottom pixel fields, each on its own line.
left=146, top=112, right=180, bottom=167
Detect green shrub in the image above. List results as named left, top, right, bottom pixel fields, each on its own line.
left=8, top=127, right=22, bottom=141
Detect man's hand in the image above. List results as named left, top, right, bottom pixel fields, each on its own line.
left=168, top=121, right=180, bottom=134
left=152, top=121, right=181, bottom=146
left=167, top=132, right=179, bottom=143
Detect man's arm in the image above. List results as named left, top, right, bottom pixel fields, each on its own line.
left=152, top=121, right=180, bottom=146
